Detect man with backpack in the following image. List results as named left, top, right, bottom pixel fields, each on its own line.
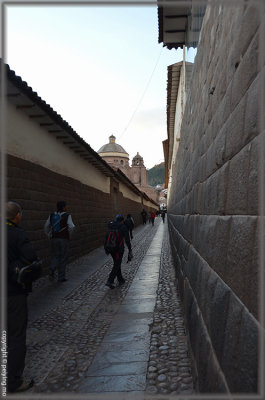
left=104, top=214, right=132, bottom=289
left=44, top=201, right=75, bottom=282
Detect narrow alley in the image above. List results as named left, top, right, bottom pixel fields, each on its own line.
left=23, top=218, right=194, bottom=397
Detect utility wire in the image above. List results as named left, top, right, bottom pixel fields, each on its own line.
left=117, top=45, right=164, bottom=140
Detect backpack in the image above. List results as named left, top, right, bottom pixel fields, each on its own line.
left=10, top=258, right=42, bottom=286
left=50, top=213, right=61, bottom=232
left=16, top=259, right=42, bottom=285
left=104, top=223, right=124, bottom=254
left=50, top=212, right=68, bottom=233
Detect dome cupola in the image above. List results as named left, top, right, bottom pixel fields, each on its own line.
left=98, top=135, right=129, bottom=158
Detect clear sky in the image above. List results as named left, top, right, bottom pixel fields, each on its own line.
left=6, top=5, right=194, bottom=169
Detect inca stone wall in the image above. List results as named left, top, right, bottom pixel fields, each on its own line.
left=168, top=3, right=264, bottom=393
left=7, top=154, right=155, bottom=272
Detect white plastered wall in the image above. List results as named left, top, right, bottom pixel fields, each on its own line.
left=6, top=102, right=110, bottom=193
left=143, top=199, right=156, bottom=209
left=168, top=63, right=186, bottom=201
left=119, top=182, right=141, bottom=203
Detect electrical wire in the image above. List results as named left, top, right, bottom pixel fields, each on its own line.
left=117, top=45, right=164, bottom=140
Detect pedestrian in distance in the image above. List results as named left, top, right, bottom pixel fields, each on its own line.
left=141, top=209, right=147, bottom=225
left=104, top=214, right=133, bottom=289
left=44, top=201, right=75, bottom=282
left=148, top=212, right=152, bottom=224
left=161, top=211, right=166, bottom=223
left=151, top=211, right=156, bottom=226
left=6, top=201, right=41, bottom=393
left=124, top=213, right=134, bottom=240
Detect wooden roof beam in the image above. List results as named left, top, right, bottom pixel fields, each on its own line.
left=29, top=114, right=46, bottom=118
left=16, top=104, right=35, bottom=109
left=7, top=93, right=20, bottom=97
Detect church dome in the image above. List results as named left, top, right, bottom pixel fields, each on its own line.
left=98, top=135, right=129, bottom=157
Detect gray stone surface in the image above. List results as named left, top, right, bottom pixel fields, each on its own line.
left=225, top=146, right=249, bottom=214
left=167, top=1, right=262, bottom=394
left=23, top=220, right=195, bottom=395
left=226, top=216, right=258, bottom=315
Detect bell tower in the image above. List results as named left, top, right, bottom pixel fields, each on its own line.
left=131, top=152, right=147, bottom=185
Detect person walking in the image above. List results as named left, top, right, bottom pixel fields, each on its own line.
left=124, top=214, right=134, bottom=240
left=161, top=211, right=166, bottom=223
left=141, top=209, right=147, bottom=225
left=44, top=201, right=75, bottom=282
left=104, top=214, right=132, bottom=289
left=151, top=211, right=156, bottom=226
left=6, top=201, right=39, bottom=393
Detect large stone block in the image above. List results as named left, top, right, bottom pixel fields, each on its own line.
left=201, top=269, right=219, bottom=331
left=183, top=214, right=192, bottom=243
left=244, top=73, right=262, bottom=146
left=212, top=60, right=228, bottom=115
left=179, top=234, right=190, bottom=262
left=225, top=146, right=250, bottom=214
left=208, top=279, right=231, bottom=363
left=185, top=244, right=204, bottom=300
left=193, top=254, right=212, bottom=322
left=204, top=351, right=229, bottom=393
left=224, top=96, right=246, bottom=162
left=203, top=165, right=228, bottom=215
left=237, top=4, right=260, bottom=59
left=247, top=135, right=260, bottom=215
left=226, top=215, right=258, bottom=314
left=216, top=163, right=229, bottom=215
left=231, top=31, right=259, bottom=112
left=215, top=83, right=232, bottom=134
left=209, top=216, right=231, bottom=278
left=199, top=152, right=207, bottom=183
left=221, top=292, right=244, bottom=392
left=184, top=278, right=228, bottom=393
left=194, top=182, right=202, bottom=214
left=195, top=215, right=219, bottom=264
left=235, top=308, right=259, bottom=392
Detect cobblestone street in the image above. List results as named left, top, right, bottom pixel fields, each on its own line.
left=20, top=218, right=195, bottom=398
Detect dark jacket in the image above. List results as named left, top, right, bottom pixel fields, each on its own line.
left=7, top=220, right=38, bottom=296
left=124, top=217, right=134, bottom=231
left=105, top=221, right=131, bottom=254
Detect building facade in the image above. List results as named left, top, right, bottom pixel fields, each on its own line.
left=159, top=1, right=264, bottom=394
left=98, top=136, right=158, bottom=203
left=1, top=62, right=158, bottom=273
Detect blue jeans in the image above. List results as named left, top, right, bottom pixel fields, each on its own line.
left=50, top=238, right=69, bottom=280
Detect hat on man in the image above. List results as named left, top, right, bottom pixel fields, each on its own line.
left=115, top=214, right=124, bottom=222
left=6, top=201, right=22, bottom=220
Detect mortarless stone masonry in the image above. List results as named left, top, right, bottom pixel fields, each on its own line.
left=168, top=2, right=264, bottom=394
left=7, top=154, right=156, bottom=273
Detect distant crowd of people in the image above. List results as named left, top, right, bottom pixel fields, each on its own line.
left=6, top=200, right=165, bottom=393
left=141, top=208, right=166, bottom=225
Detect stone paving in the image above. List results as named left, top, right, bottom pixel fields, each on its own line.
left=17, top=218, right=195, bottom=398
